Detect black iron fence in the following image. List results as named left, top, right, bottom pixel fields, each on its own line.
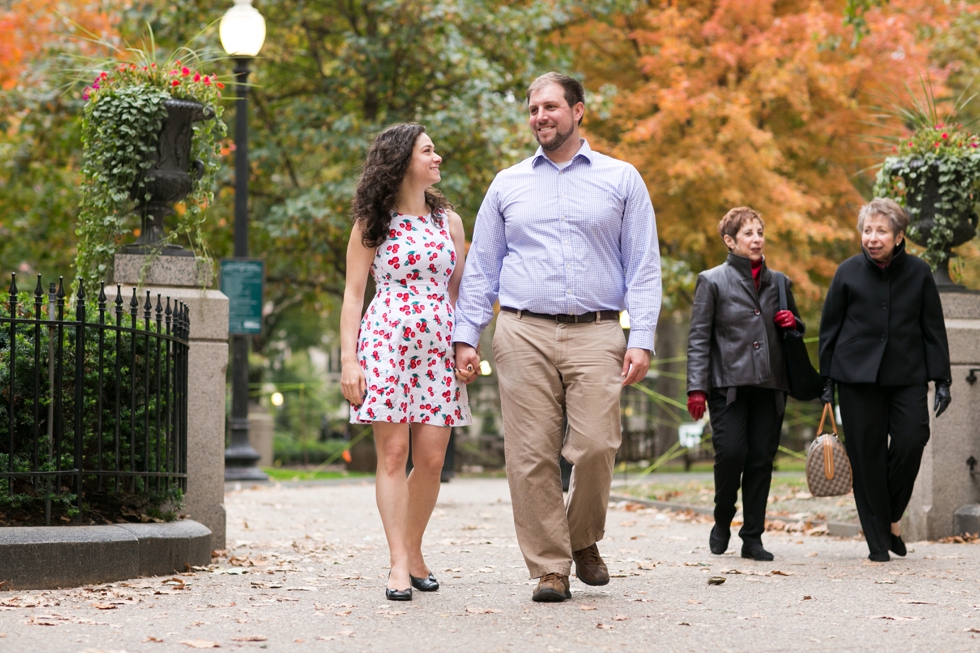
left=0, top=274, right=190, bottom=525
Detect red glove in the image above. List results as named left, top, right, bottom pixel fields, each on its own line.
left=774, top=310, right=796, bottom=328
left=687, top=391, right=707, bottom=421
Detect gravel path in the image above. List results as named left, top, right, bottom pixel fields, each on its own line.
left=1, top=477, right=979, bottom=652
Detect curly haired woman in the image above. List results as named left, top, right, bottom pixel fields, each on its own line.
left=340, top=123, right=473, bottom=601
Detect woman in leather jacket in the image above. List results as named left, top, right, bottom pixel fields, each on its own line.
left=686, top=207, right=804, bottom=561
left=818, top=198, right=951, bottom=562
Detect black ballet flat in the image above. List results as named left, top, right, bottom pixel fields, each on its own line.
left=385, top=586, right=413, bottom=601
left=386, top=572, right=413, bottom=601
left=709, top=524, right=730, bottom=555
left=868, top=551, right=890, bottom=562
left=889, top=533, right=907, bottom=557
left=741, top=544, right=774, bottom=561
left=410, top=572, right=439, bottom=592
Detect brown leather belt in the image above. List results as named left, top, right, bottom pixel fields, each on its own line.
left=500, top=306, right=620, bottom=324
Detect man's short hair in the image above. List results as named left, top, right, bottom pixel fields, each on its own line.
left=718, top=207, right=764, bottom=244
left=526, top=72, right=585, bottom=125
left=857, top=198, right=909, bottom=235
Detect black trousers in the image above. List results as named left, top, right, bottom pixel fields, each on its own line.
left=837, top=383, right=930, bottom=555
left=707, top=386, right=784, bottom=545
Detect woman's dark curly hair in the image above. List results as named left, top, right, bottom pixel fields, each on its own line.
left=351, top=123, right=450, bottom=248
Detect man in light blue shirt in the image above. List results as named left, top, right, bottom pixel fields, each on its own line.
left=454, top=72, right=662, bottom=603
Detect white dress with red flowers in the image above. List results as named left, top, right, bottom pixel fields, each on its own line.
left=350, top=210, right=472, bottom=427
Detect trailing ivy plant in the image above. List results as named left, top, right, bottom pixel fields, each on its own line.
left=75, top=34, right=227, bottom=285
left=870, top=79, right=980, bottom=269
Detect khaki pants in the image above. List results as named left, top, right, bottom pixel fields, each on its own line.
left=492, top=311, right=626, bottom=578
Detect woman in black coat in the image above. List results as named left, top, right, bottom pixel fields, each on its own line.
left=819, top=198, right=951, bottom=562
left=687, top=207, right=804, bottom=561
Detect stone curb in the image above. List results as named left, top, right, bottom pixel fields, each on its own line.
left=608, top=493, right=862, bottom=539
left=0, top=520, right=212, bottom=591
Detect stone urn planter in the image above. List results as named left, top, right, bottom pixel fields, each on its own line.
left=122, top=98, right=216, bottom=257
left=894, top=157, right=979, bottom=289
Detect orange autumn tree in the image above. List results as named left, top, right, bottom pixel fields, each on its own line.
left=561, top=0, right=958, bottom=310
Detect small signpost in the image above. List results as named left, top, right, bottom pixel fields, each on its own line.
left=220, top=259, right=264, bottom=334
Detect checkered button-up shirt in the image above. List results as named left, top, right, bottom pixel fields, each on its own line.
left=454, top=140, right=662, bottom=351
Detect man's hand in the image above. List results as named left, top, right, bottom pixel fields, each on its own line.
left=454, top=343, right=480, bottom=385
left=621, top=348, right=651, bottom=386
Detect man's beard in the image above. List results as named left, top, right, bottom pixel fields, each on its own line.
left=536, top=122, right=575, bottom=151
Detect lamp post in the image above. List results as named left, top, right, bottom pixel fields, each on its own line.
left=221, top=0, right=268, bottom=481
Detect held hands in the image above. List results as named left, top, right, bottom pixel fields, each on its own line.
left=341, top=362, right=367, bottom=407
left=621, top=348, right=651, bottom=386
left=934, top=382, right=951, bottom=417
left=687, top=391, right=707, bottom=421
left=454, top=343, right=480, bottom=385
left=774, top=310, right=796, bottom=329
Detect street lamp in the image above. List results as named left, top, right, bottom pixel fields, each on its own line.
left=221, top=0, right=268, bottom=481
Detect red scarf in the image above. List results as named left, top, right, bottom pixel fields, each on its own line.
left=751, top=259, right=763, bottom=291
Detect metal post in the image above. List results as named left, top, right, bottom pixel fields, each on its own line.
left=224, top=56, right=266, bottom=481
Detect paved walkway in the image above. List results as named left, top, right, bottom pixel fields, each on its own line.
left=2, top=478, right=980, bottom=652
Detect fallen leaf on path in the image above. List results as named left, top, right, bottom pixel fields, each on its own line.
left=143, top=636, right=163, bottom=643
left=91, top=603, right=117, bottom=610
left=770, top=570, right=793, bottom=576
left=901, top=601, right=936, bottom=605
left=596, top=623, right=614, bottom=630
left=465, top=606, right=501, bottom=614
left=875, top=580, right=896, bottom=585
left=805, top=552, right=818, bottom=557
left=613, top=615, right=629, bottom=621
left=637, top=561, right=656, bottom=570
left=335, top=609, right=352, bottom=616
left=965, top=628, right=980, bottom=633
left=232, top=635, right=267, bottom=642
left=317, top=636, right=335, bottom=641
left=868, top=615, right=922, bottom=621
left=162, top=578, right=186, bottom=589
left=707, top=577, right=725, bottom=585
left=179, top=639, right=220, bottom=648
left=579, top=605, right=597, bottom=611
left=0, top=632, right=6, bottom=638
left=678, top=621, right=691, bottom=626
left=801, top=596, right=812, bottom=601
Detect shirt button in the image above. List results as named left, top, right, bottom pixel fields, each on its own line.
left=561, top=216, right=566, bottom=221
left=880, top=334, right=886, bottom=341
left=753, top=341, right=760, bottom=349
left=754, top=309, right=760, bottom=316
left=881, top=302, right=887, bottom=310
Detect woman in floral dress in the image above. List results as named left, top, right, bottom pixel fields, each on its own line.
left=340, top=123, right=473, bottom=601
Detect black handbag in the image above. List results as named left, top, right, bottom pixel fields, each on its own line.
left=775, top=272, right=823, bottom=401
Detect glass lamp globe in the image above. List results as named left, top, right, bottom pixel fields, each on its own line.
left=220, top=0, right=266, bottom=57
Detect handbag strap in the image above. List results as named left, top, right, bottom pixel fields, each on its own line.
left=816, top=402, right=838, bottom=436
left=775, top=271, right=788, bottom=312
left=823, top=439, right=836, bottom=480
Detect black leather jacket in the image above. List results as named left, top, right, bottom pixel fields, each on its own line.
left=686, top=253, right=803, bottom=394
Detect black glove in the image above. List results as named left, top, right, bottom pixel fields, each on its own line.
left=820, top=378, right=834, bottom=406
left=934, top=382, right=951, bottom=417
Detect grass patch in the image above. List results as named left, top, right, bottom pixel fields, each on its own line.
left=261, top=468, right=372, bottom=482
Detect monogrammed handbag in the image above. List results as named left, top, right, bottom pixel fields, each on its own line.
left=805, top=403, right=853, bottom=497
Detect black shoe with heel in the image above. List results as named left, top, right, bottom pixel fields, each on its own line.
left=889, top=533, right=907, bottom=557
left=709, top=524, right=730, bottom=555
left=741, top=543, right=774, bottom=561
left=410, top=573, right=439, bottom=592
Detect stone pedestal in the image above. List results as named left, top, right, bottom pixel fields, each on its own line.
left=113, top=254, right=228, bottom=551
left=903, top=292, right=980, bottom=541
left=248, top=404, right=275, bottom=468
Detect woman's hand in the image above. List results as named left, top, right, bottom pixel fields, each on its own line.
left=687, top=391, right=707, bottom=420
left=454, top=343, right=480, bottom=385
left=774, top=310, right=796, bottom=328
left=341, top=362, right=367, bottom=407
left=934, top=382, right=951, bottom=417
left=820, top=378, right=835, bottom=406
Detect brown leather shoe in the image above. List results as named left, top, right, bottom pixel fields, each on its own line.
left=531, top=572, right=571, bottom=602
left=573, top=543, right=610, bottom=586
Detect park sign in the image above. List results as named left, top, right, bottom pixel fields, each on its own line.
left=221, top=259, right=264, bottom=334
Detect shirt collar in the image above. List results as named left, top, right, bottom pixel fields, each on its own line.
left=531, top=138, right=594, bottom=168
